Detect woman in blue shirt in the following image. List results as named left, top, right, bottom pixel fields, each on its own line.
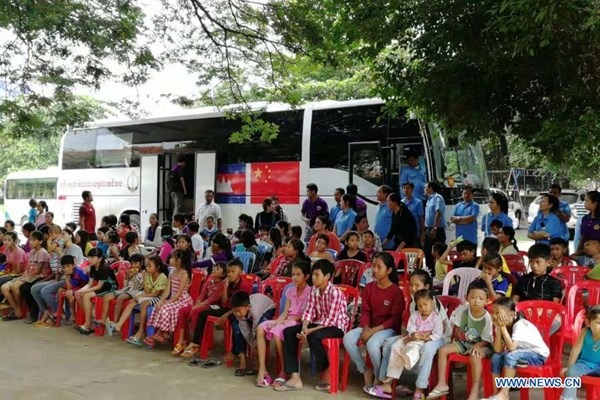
left=528, top=194, right=563, bottom=245
left=482, top=192, right=513, bottom=236
left=333, top=194, right=357, bottom=238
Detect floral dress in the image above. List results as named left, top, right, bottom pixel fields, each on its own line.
left=149, top=272, right=193, bottom=332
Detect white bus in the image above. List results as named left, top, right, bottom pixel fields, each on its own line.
left=3, top=167, right=68, bottom=227
left=56, top=98, right=491, bottom=236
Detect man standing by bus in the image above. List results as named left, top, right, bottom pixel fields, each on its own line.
left=79, top=191, right=97, bottom=240
left=450, top=185, right=480, bottom=244
left=168, top=156, right=187, bottom=216
left=196, top=190, right=222, bottom=231
left=301, top=183, right=329, bottom=241
left=399, top=152, right=426, bottom=201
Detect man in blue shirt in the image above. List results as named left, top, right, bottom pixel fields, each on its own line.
left=329, top=187, right=344, bottom=225
left=450, top=186, right=480, bottom=244
left=399, top=152, right=426, bottom=201
left=548, top=184, right=572, bottom=241
left=374, top=185, right=394, bottom=249
left=333, top=194, right=357, bottom=237
left=424, top=181, right=446, bottom=269
left=402, top=182, right=425, bottom=243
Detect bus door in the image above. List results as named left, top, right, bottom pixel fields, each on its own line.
left=194, top=151, right=217, bottom=217
left=383, top=139, right=427, bottom=193
left=140, top=154, right=160, bottom=236
left=348, top=141, right=385, bottom=199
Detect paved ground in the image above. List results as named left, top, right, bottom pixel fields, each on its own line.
left=0, top=320, right=560, bottom=400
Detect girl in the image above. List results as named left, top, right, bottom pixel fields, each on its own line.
left=21, top=222, right=36, bottom=253
left=28, top=199, right=38, bottom=224
left=271, top=239, right=309, bottom=277
left=101, top=253, right=144, bottom=327
left=121, top=231, right=141, bottom=261
left=309, top=234, right=335, bottom=264
left=256, top=260, right=311, bottom=387
left=576, top=190, right=600, bottom=255
left=337, top=231, right=367, bottom=263
left=276, top=220, right=290, bottom=244
left=254, top=197, right=277, bottom=232
left=489, top=297, right=549, bottom=400
left=382, top=289, right=445, bottom=394
left=479, top=253, right=511, bottom=300
left=117, top=214, right=134, bottom=248
left=74, top=248, right=117, bottom=335
left=354, top=215, right=383, bottom=252
left=106, top=256, right=169, bottom=343
left=371, top=270, right=451, bottom=399
left=34, top=200, right=48, bottom=228
left=158, top=225, right=175, bottom=263
left=107, top=232, right=121, bottom=262
left=235, top=229, right=259, bottom=256
left=172, top=262, right=226, bottom=355
left=145, top=249, right=193, bottom=347
left=0, top=232, right=32, bottom=320
left=498, top=226, right=518, bottom=256
left=561, top=305, right=600, bottom=400
left=343, top=252, right=403, bottom=392
left=75, top=230, right=92, bottom=257
left=101, top=214, right=118, bottom=231
left=62, top=229, right=84, bottom=266
left=192, top=233, right=233, bottom=273
left=432, top=242, right=454, bottom=288
left=144, top=213, right=162, bottom=247
left=175, top=234, right=196, bottom=262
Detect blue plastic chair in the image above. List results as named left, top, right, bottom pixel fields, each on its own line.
left=233, top=251, right=257, bottom=274
left=325, top=248, right=338, bottom=259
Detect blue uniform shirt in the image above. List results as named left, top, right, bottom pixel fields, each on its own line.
left=400, top=166, right=426, bottom=201
left=558, top=200, right=572, bottom=241
left=482, top=211, right=513, bottom=237
left=334, top=208, right=357, bottom=237
left=528, top=212, right=564, bottom=245
left=403, top=196, right=424, bottom=237
left=375, top=202, right=394, bottom=249
left=453, top=201, right=480, bottom=244
left=330, top=204, right=342, bottom=226
left=425, top=193, right=446, bottom=228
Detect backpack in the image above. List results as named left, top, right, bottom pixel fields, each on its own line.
left=167, top=169, right=182, bottom=192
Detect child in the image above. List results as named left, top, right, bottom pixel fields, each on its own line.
left=74, top=248, right=117, bottom=335
left=256, top=260, right=311, bottom=387
left=561, top=305, right=600, bottom=400
left=290, top=225, right=303, bottom=242
left=512, top=244, right=562, bottom=305
left=158, top=225, right=175, bottom=263
left=106, top=255, right=169, bottom=341
left=120, top=231, right=141, bottom=261
left=145, top=249, right=193, bottom=347
left=498, top=226, right=519, bottom=256
left=96, top=227, right=110, bottom=256
left=476, top=237, right=511, bottom=275
left=101, top=253, right=144, bottom=327
left=107, top=231, right=121, bottom=262
left=28, top=199, right=38, bottom=224
left=188, top=222, right=204, bottom=261
left=373, top=270, right=451, bottom=399
left=344, top=252, right=404, bottom=393
left=62, top=228, right=84, bottom=266
left=309, top=234, right=335, bottom=264
left=479, top=252, right=511, bottom=300
left=490, top=219, right=503, bottom=238
left=21, top=222, right=36, bottom=253
left=452, top=240, right=478, bottom=269
left=231, top=291, right=276, bottom=376
left=200, top=216, right=218, bottom=242
left=75, top=230, right=92, bottom=257
left=59, top=255, right=89, bottom=326
left=549, top=237, right=572, bottom=270
left=20, top=231, right=51, bottom=324
left=585, top=239, right=600, bottom=280
left=428, top=282, right=493, bottom=400
left=174, top=234, right=196, bottom=263
left=361, top=230, right=379, bottom=262
left=117, top=214, right=134, bottom=248
left=183, top=259, right=253, bottom=361
left=432, top=242, right=453, bottom=288
left=172, top=262, right=226, bottom=355
left=271, top=239, right=308, bottom=278
left=336, top=231, right=367, bottom=264
left=489, top=297, right=549, bottom=400
left=0, top=227, right=7, bottom=254
left=274, top=260, right=349, bottom=392
left=192, top=233, right=234, bottom=273
left=0, top=232, right=38, bottom=320
left=382, top=289, right=445, bottom=391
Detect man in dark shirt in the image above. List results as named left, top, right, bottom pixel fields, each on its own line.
left=168, top=156, right=187, bottom=215
left=301, top=183, right=329, bottom=241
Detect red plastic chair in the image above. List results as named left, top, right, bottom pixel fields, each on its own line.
left=259, top=277, right=292, bottom=318
left=386, top=251, right=408, bottom=282
left=318, top=284, right=360, bottom=394
left=550, top=265, right=590, bottom=294
left=188, top=269, right=207, bottom=302
left=564, top=280, right=600, bottom=344
left=437, top=295, right=462, bottom=318
left=111, top=260, right=130, bottom=272
left=334, top=259, right=366, bottom=288
left=448, top=250, right=461, bottom=263
left=514, top=300, right=567, bottom=400
left=503, top=254, right=526, bottom=277
left=400, top=284, right=412, bottom=329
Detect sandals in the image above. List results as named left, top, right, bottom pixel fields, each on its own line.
left=154, top=331, right=170, bottom=344
left=126, top=336, right=143, bottom=347
left=256, top=374, right=273, bottom=387
left=273, top=383, right=303, bottom=392
left=201, top=359, right=222, bottom=368
left=172, top=343, right=186, bottom=355
left=366, top=385, right=392, bottom=399
left=143, top=336, right=155, bottom=348
left=235, top=368, right=258, bottom=377
left=314, top=382, right=331, bottom=392
left=2, top=313, right=19, bottom=321
left=426, top=388, right=450, bottom=399
left=181, top=344, right=200, bottom=358
left=272, top=377, right=286, bottom=387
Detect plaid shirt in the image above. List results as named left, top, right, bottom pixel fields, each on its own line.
left=302, top=282, right=349, bottom=332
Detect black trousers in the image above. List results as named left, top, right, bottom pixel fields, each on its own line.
left=424, top=227, right=446, bottom=270
left=19, top=281, right=40, bottom=321
left=191, top=307, right=233, bottom=344
left=282, top=323, right=344, bottom=374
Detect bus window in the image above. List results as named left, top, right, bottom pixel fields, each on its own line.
left=62, top=130, right=98, bottom=169
left=95, top=130, right=136, bottom=168
left=349, top=142, right=384, bottom=187
left=6, top=178, right=58, bottom=199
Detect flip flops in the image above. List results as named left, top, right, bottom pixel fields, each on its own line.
left=172, top=343, right=186, bottom=355
left=181, top=345, right=200, bottom=358
left=426, top=388, right=450, bottom=399
left=126, top=336, right=143, bottom=347
left=2, top=313, right=19, bottom=321
left=256, top=374, right=273, bottom=387
left=202, top=360, right=222, bottom=368
left=143, top=336, right=155, bottom=348
left=314, top=382, right=331, bottom=392
left=366, top=385, right=392, bottom=399
left=272, top=377, right=286, bottom=387
left=235, top=368, right=258, bottom=376
left=273, top=383, right=303, bottom=392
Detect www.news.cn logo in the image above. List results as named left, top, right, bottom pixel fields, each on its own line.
left=495, top=377, right=581, bottom=389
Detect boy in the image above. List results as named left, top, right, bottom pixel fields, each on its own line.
left=490, top=219, right=503, bottom=238
left=275, top=260, right=349, bottom=392
left=548, top=237, right=572, bottom=270
left=452, top=240, right=478, bottom=269
left=186, top=259, right=253, bottom=364
left=428, top=281, right=493, bottom=400
left=585, top=240, right=600, bottom=280
left=96, top=227, right=110, bottom=256
left=20, top=231, right=51, bottom=323
left=56, top=255, right=89, bottom=325
left=231, top=292, right=276, bottom=375
left=187, top=222, right=204, bottom=261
